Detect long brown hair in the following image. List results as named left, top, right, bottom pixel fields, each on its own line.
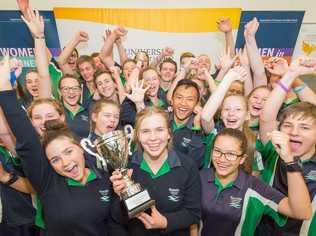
left=213, top=128, right=251, bottom=174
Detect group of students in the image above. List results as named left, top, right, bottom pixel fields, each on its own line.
left=0, top=5, right=316, bottom=236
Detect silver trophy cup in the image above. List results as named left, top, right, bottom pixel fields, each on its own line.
left=80, top=125, right=155, bottom=218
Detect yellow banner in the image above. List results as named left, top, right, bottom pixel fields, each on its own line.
left=54, top=8, right=241, bottom=33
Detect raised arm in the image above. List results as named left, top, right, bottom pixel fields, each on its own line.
left=292, top=78, right=316, bottom=105
left=217, top=17, right=235, bottom=57
left=244, top=17, right=268, bottom=87
left=260, top=57, right=316, bottom=144
left=22, top=8, right=51, bottom=98
left=201, top=66, right=247, bottom=133
left=214, top=49, right=236, bottom=82
left=0, top=55, right=50, bottom=193
left=236, top=47, right=253, bottom=96
left=115, top=36, right=129, bottom=65
left=57, top=31, right=89, bottom=74
left=100, top=27, right=127, bottom=69
left=268, top=131, right=312, bottom=220
left=0, top=162, right=35, bottom=194
left=109, top=66, right=126, bottom=104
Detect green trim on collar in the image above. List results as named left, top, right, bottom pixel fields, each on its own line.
left=66, top=169, right=97, bottom=187
left=140, top=158, right=170, bottom=179
left=214, top=175, right=234, bottom=195
left=157, top=99, right=165, bottom=108
left=66, top=105, right=85, bottom=120
left=171, top=121, right=186, bottom=132
left=0, top=146, right=21, bottom=166
left=149, top=99, right=165, bottom=108
left=191, top=126, right=202, bottom=131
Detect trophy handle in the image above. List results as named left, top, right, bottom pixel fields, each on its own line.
left=124, top=125, right=134, bottom=155
left=80, top=138, right=107, bottom=168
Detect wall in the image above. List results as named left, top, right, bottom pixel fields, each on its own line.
left=1, top=0, right=316, bottom=23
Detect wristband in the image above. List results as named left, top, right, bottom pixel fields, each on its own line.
left=277, top=81, right=290, bottom=93
left=293, top=83, right=306, bottom=94
left=3, top=172, right=18, bottom=186
left=285, top=160, right=302, bottom=173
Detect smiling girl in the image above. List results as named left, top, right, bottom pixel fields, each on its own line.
left=110, top=107, right=201, bottom=236
left=198, top=128, right=311, bottom=236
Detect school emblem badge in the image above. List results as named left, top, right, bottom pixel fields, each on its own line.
left=99, top=189, right=110, bottom=202
left=168, top=188, right=181, bottom=202
left=229, top=196, right=242, bottom=209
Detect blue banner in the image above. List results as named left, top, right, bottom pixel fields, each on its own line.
left=0, top=10, right=61, bottom=68
left=235, top=11, right=305, bottom=60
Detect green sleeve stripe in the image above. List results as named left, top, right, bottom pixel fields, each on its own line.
left=257, top=140, right=279, bottom=186
left=300, top=195, right=316, bottom=236
left=235, top=188, right=287, bottom=236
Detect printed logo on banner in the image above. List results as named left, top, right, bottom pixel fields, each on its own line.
left=235, top=11, right=305, bottom=60
left=0, top=10, right=61, bottom=69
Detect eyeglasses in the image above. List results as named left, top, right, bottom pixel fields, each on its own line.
left=60, top=86, right=81, bottom=93
left=212, top=148, right=244, bottom=161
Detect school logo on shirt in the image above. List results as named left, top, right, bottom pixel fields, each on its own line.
left=305, top=170, right=316, bottom=182
left=99, top=189, right=110, bottom=202
left=168, top=188, right=181, bottom=202
left=181, top=137, right=191, bottom=148
left=80, top=114, right=89, bottom=122
left=229, top=196, right=242, bottom=209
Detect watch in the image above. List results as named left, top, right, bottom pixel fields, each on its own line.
left=3, top=172, right=18, bottom=186
left=285, top=160, right=303, bottom=173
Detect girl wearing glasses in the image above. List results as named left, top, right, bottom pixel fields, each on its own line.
left=58, top=75, right=90, bottom=138
left=201, top=67, right=256, bottom=172
left=197, top=128, right=311, bottom=236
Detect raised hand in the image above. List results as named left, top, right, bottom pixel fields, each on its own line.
left=17, top=0, right=29, bottom=18
left=217, top=17, right=232, bottom=33
left=264, top=57, right=289, bottom=76
left=244, top=17, right=259, bottom=39
left=137, top=205, right=167, bottom=229
left=113, top=26, right=127, bottom=38
left=226, top=66, right=248, bottom=82
left=268, top=131, right=294, bottom=163
left=21, top=8, right=44, bottom=38
left=288, top=57, right=316, bottom=77
left=161, top=47, right=174, bottom=57
left=75, top=31, right=89, bottom=43
left=219, top=48, right=237, bottom=71
left=236, top=48, right=250, bottom=68
left=125, top=79, right=149, bottom=105
left=193, top=105, right=203, bottom=129
left=0, top=55, right=13, bottom=91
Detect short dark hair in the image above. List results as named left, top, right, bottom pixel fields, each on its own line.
left=172, top=79, right=200, bottom=101
left=159, top=58, right=177, bottom=73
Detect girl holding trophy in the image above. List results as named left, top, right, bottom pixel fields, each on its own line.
left=0, top=55, right=117, bottom=236
left=110, top=107, right=201, bottom=236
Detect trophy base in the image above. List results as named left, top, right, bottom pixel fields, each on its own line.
left=123, top=189, right=155, bottom=219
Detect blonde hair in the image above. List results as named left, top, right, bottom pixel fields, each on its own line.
left=134, top=107, right=171, bottom=151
